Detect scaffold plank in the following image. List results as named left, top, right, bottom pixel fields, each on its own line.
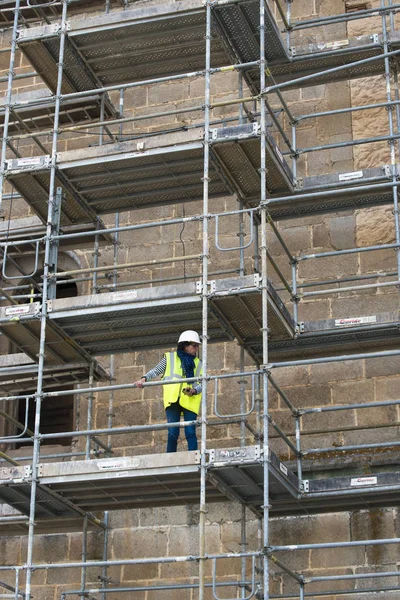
left=1, top=447, right=400, bottom=527
left=0, top=88, right=117, bottom=133
left=6, top=125, right=293, bottom=224
left=15, top=0, right=394, bottom=95
left=0, top=216, right=112, bottom=248
left=45, top=275, right=294, bottom=359
left=0, top=353, right=108, bottom=394
left=16, top=1, right=229, bottom=92
left=0, top=0, right=100, bottom=25
left=267, top=311, right=400, bottom=360
left=0, top=278, right=397, bottom=363
left=268, top=165, right=398, bottom=220
left=0, top=302, right=108, bottom=367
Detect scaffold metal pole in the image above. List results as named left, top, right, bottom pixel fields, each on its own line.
left=0, top=0, right=20, bottom=215
left=24, top=0, right=69, bottom=593
left=199, top=0, right=212, bottom=597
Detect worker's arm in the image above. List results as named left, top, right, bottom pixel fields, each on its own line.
left=134, top=356, right=167, bottom=388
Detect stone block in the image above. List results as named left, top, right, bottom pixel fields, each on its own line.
left=271, top=364, right=310, bottom=387
left=356, top=205, right=396, bottom=247
left=298, top=299, right=331, bottom=321
left=356, top=404, right=397, bottom=427
left=108, top=510, right=140, bottom=530
left=353, top=139, right=390, bottom=170
left=290, top=0, right=316, bottom=18
left=23, top=534, right=69, bottom=564
left=46, top=566, right=82, bottom=585
left=147, top=584, right=191, bottom=600
left=375, top=376, right=400, bottom=399
left=351, top=509, right=398, bottom=564
left=301, top=84, right=326, bottom=101
left=360, top=248, right=397, bottom=274
left=0, top=537, right=20, bottom=565
left=309, top=360, right=363, bottom=384
left=220, top=519, right=259, bottom=553
left=269, top=225, right=312, bottom=256
left=311, top=544, right=365, bottom=569
left=317, top=113, right=352, bottom=141
left=312, top=222, right=329, bottom=249
left=330, top=215, right=356, bottom=250
left=28, top=586, right=56, bottom=600
left=282, top=383, right=331, bottom=410
left=123, top=562, right=159, bottom=581
left=331, top=292, right=399, bottom=317
left=139, top=506, right=191, bottom=528
left=112, top=527, right=168, bottom=560
left=299, top=253, right=358, bottom=281
left=206, top=502, right=244, bottom=525
left=331, top=379, right=374, bottom=406
left=159, top=524, right=220, bottom=578
left=124, top=86, right=148, bottom=109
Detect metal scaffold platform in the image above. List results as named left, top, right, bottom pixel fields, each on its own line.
left=267, top=164, right=400, bottom=220
left=14, top=0, right=399, bottom=94
left=0, top=88, right=117, bottom=133
left=268, top=312, right=400, bottom=360
left=0, top=0, right=100, bottom=25
left=6, top=123, right=398, bottom=225
left=0, top=447, right=400, bottom=531
left=0, top=275, right=294, bottom=363
left=0, top=352, right=108, bottom=394
left=0, top=216, right=111, bottom=248
left=5, top=123, right=292, bottom=224
left=0, top=298, right=110, bottom=367
left=0, top=275, right=397, bottom=364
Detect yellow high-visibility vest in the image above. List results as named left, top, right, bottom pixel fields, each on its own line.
left=162, top=352, right=202, bottom=415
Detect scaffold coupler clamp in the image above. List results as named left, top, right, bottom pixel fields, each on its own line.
left=261, top=364, right=272, bottom=377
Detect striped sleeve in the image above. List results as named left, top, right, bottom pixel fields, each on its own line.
left=144, top=356, right=167, bottom=381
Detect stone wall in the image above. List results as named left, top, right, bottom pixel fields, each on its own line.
left=0, top=0, right=399, bottom=598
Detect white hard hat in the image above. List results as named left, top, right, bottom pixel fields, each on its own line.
left=178, top=330, right=201, bottom=344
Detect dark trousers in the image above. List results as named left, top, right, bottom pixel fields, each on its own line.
left=165, top=401, right=198, bottom=452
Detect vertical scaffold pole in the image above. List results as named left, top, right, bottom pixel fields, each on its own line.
left=101, top=512, right=110, bottom=600
left=260, top=1, right=270, bottom=599
left=381, top=0, right=400, bottom=278
left=199, top=1, right=212, bottom=598
left=25, top=0, right=69, bottom=594
left=80, top=514, right=89, bottom=600
left=25, top=180, right=62, bottom=598
left=85, top=361, right=95, bottom=459
left=0, top=0, right=20, bottom=215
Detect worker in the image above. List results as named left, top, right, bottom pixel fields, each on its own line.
left=134, top=330, right=202, bottom=452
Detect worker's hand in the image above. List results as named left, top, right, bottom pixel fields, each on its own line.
left=135, top=377, right=146, bottom=389
left=183, top=387, right=196, bottom=397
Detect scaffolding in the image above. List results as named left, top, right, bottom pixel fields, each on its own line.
left=0, top=0, right=399, bottom=598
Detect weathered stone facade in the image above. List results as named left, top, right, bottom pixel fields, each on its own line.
left=0, top=0, right=399, bottom=598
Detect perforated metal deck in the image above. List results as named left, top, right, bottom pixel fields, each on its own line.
left=0, top=302, right=108, bottom=366
left=0, top=0, right=100, bottom=25
left=0, top=88, right=117, bottom=133
left=1, top=447, right=400, bottom=530
left=16, top=0, right=230, bottom=93
left=0, top=216, right=111, bottom=248
left=6, top=124, right=293, bottom=224
left=268, top=165, right=398, bottom=220
left=0, top=353, right=108, bottom=394
left=15, top=0, right=395, bottom=95
left=44, top=275, right=294, bottom=361
left=267, top=312, right=400, bottom=361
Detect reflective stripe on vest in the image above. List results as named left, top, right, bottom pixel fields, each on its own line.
left=162, top=352, right=202, bottom=415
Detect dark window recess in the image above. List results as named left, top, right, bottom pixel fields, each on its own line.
left=345, top=1, right=369, bottom=12
left=16, top=393, right=74, bottom=448
left=56, top=278, right=78, bottom=300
